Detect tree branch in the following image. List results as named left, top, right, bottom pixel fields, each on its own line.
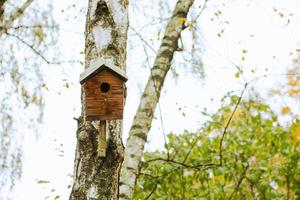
left=143, top=83, right=248, bottom=170
left=145, top=180, right=159, bottom=200
left=3, top=24, right=58, bottom=30
left=218, top=83, right=247, bottom=166
left=119, top=1, right=196, bottom=199
left=228, top=163, right=249, bottom=200
left=0, top=0, right=34, bottom=36
left=6, top=32, right=80, bottom=65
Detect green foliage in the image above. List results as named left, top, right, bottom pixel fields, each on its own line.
left=135, top=95, right=300, bottom=199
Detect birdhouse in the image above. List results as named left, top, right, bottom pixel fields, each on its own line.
left=79, top=59, right=127, bottom=121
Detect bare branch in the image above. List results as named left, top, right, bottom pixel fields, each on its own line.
left=144, top=157, right=217, bottom=169
left=145, top=180, right=159, bottom=200
left=129, top=26, right=157, bottom=54
left=6, top=24, right=58, bottom=30
left=142, top=82, right=248, bottom=172
left=6, top=32, right=80, bottom=65
left=228, top=163, right=249, bottom=200
left=218, top=83, right=247, bottom=166
left=191, top=0, right=208, bottom=23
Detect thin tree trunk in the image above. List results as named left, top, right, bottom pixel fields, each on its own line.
left=70, top=0, right=128, bottom=199
left=119, top=0, right=195, bottom=199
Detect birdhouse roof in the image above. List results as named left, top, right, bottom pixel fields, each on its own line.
left=80, top=58, right=128, bottom=84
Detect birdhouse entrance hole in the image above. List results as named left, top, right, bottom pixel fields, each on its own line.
left=100, top=82, right=110, bottom=93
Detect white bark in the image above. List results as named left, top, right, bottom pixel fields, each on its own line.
left=119, top=0, right=195, bottom=199
left=70, top=0, right=128, bottom=199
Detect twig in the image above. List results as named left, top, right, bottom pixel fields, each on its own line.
left=6, top=32, right=80, bottom=65
left=192, top=0, right=208, bottom=23
left=218, top=83, right=247, bottom=166
left=4, top=24, right=58, bottom=30
left=6, top=31, right=50, bottom=63
left=182, top=135, right=200, bottom=163
left=145, top=157, right=217, bottom=169
left=144, top=180, right=159, bottom=200
left=145, top=83, right=248, bottom=169
left=4, top=24, right=83, bottom=35
left=142, top=167, right=182, bottom=199
left=129, top=26, right=157, bottom=54
left=228, top=163, right=249, bottom=200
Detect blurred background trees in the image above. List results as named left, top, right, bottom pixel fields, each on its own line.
left=0, top=0, right=299, bottom=199
left=135, top=94, right=300, bottom=199
left=0, top=0, right=57, bottom=193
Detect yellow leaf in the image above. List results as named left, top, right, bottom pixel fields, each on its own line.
left=235, top=72, right=240, bottom=78
left=178, top=17, right=187, bottom=25
left=288, top=79, right=299, bottom=87
left=214, top=175, right=225, bottom=184
left=33, top=26, right=44, bottom=44
left=281, top=106, right=291, bottom=115
left=288, top=89, right=300, bottom=96
left=271, top=154, right=285, bottom=165
left=291, top=123, right=300, bottom=146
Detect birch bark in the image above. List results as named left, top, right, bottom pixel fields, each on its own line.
left=69, top=0, right=128, bottom=199
left=119, top=0, right=195, bottom=199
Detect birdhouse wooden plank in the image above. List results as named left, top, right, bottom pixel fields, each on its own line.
left=80, top=59, right=127, bottom=121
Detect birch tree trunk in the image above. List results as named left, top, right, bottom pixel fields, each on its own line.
left=119, top=0, right=195, bottom=199
left=70, top=0, right=128, bottom=199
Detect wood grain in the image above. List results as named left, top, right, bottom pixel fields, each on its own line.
left=83, top=70, right=125, bottom=120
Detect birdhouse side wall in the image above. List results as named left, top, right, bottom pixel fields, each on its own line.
left=84, top=70, right=124, bottom=120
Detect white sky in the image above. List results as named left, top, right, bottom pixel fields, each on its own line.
left=8, top=0, right=300, bottom=199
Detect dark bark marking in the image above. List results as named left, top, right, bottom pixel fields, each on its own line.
left=92, top=0, right=115, bottom=28
left=95, top=0, right=109, bottom=16
left=131, top=124, right=143, bottom=130
left=133, top=132, right=147, bottom=141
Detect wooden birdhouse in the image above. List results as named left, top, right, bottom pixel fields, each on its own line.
left=80, top=59, right=127, bottom=121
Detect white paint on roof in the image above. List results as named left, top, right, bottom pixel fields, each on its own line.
left=80, top=58, right=127, bottom=83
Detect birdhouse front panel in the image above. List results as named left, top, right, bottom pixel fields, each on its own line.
left=83, top=69, right=124, bottom=120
